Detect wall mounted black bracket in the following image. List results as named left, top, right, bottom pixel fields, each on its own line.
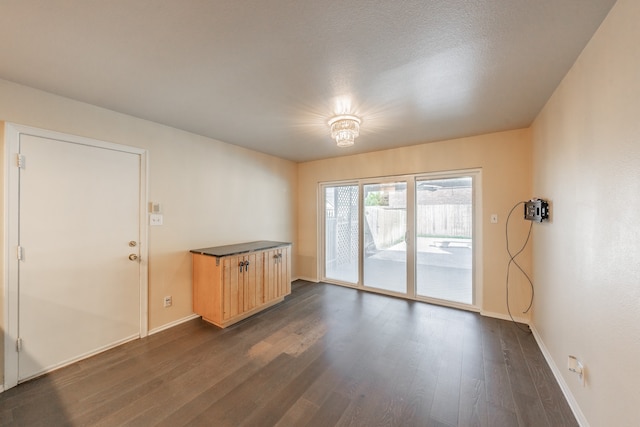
left=524, top=198, right=549, bottom=222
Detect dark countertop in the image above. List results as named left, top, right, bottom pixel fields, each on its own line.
left=190, top=240, right=291, bottom=258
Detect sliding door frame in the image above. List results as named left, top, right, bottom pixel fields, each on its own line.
left=360, top=175, right=414, bottom=298
left=319, top=180, right=360, bottom=289
left=413, top=169, right=483, bottom=311
left=319, top=168, right=483, bottom=312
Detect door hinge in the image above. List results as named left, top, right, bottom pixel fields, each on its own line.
left=17, top=154, right=25, bottom=169
left=17, top=245, right=23, bottom=261
left=16, top=337, right=23, bottom=352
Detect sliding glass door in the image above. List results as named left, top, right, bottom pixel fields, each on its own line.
left=415, top=176, right=473, bottom=304
left=362, top=181, right=407, bottom=294
left=321, top=171, right=478, bottom=309
left=324, top=184, right=359, bottom=284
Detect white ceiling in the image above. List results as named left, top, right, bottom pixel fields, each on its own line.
left=0, top=0, right=616, bottom=162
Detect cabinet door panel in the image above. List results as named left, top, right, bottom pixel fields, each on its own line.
left=243, top=253, right=263, bottom=311
left=264, top=249, right=280, bottom=302
left=223, top=256, right=242, bottom=319
left=243, top=255, right=254, bottom=311
left=282, top=246, right=291, bottom=295
left=275, top=249, right=283, bottom=297
left=263, top=247, right=290, bottom=300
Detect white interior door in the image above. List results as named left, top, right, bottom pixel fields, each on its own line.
left=17, top=133, right=142, bottom=382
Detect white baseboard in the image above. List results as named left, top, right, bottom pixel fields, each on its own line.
left=529, top=324, right=589, bottom=427
left=148, top=313, right=200, bottom=336
left=480, top=310, right=530, bottom=325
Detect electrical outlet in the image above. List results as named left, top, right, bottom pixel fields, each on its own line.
left=150, top=213, right=163, bottom=226
left=568, top=355, right=585, bottom=386
left=163, top=295, right=172, bottom=308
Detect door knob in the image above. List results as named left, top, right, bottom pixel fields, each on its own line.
left=129, top=254, right=139, bottom=261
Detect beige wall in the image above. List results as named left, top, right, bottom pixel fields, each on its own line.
left=531, top=0, right=640, bottom=425
left=0, top=79, right=297, bottom=385
left=297, top=128, right=533, bottom=317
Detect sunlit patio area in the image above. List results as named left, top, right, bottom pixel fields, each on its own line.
left=326, top=237, right=473, bottom=305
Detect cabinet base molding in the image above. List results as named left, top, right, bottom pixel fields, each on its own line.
left=201, top=296, right=285, bottom=328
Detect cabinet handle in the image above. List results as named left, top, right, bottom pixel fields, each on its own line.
left=239, top=260, right=245, bottom=273
left=245, top=260, right=250, bottom=272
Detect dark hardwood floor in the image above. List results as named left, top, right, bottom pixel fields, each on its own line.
left=0, top=280, right=577, bottom=426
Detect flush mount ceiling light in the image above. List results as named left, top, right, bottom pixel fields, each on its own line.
left=328, top=114, right=361, bottom=148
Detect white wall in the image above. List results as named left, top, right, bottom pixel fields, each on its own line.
left=531, top=0, right=640, bottom=425
left=0, top=79, right=297, bottom=385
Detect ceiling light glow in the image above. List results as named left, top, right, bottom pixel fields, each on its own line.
left=328, top=115, right=361, bottom=148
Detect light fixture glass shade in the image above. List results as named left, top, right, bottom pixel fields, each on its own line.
left=328, top=115, right=361, bottom=147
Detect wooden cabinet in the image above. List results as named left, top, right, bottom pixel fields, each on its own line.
left=192, top=241, right=291, bottom=328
